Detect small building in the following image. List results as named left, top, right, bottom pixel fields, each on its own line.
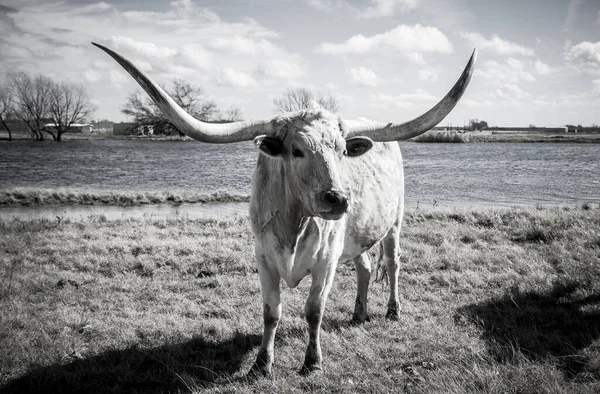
left=91, top=122, right=113, bottom=135
left=44, top=123, right=93, bottom=133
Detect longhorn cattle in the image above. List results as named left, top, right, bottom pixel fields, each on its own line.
left=93, top=42, right=476, bottom=376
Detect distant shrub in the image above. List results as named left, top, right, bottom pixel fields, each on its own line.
left=411, top=130, right=469, bottom=143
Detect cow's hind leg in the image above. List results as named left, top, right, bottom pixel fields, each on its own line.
left=249, top=256, right=281, bottom=377
left=382, top=221, right=401, bottom=320
left=352, top=253, right=371, bottom=323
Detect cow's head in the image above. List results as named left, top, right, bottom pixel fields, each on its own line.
left=92, top=42, right=476, bottom=220
left=254, top=106, right=373, bottom=219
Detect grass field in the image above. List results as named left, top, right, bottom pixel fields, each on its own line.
left=1, top=207, right=600, bottom=393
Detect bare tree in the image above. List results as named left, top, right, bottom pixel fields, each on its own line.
left=468, top=119, right=488, bottom=131
left=46, top=81, right=95, bottom=141
left=0, top=82, right=13, bottom=141
left=224, top=105, right=243, bottom=121
left=7, top=72, right=53, bottom=141
left=273, top=87, right=339, bottom=114
left=122, top=79, right=220, bottom=135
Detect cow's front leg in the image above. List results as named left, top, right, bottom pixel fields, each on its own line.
left=352, top=253, right=371, bottom=323
left=249, top=256, right=281, bottom=377
left=300, top=259, right=338, bottom=375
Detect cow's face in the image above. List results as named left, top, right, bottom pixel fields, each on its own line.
left=255, top=109, right=373, bottom=220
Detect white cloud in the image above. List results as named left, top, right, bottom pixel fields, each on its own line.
left=180, top=44, right=214, bottom=72
left=109, top=69, right=129, bottom=85
left=369, top=89, right=437, bottom=108
left=359, top=0, right=419, bottom=18
left=325, top=82, right=337, bottom=90
left=0, top=1, right=306, bottom=92
left=593, top=79, right=600, bottom=92
left=307, top=0, right=417, bottom=18
left=317, top=24, right=452, bottom=60
left=104, top=36, right=178, bottom=60
left=535, top=59, right=552, bottom=75
left=564, top=41, right=600, bottom=75
left=306, top=0, right=347, bottom=11
left=460, top=98, right=493, bottom=108
left=350, top=67, right=380, bottom=86
left=254, top=59, right=306, bottom=80
left=460, top=32, right=534, bottom=56
left=83, top=69, right=102, bottom=83
left=494, top=84, right=530, bottom=100
left=475, top=59, right=536, bottom=85
left=406, top=52, right=426, bottom=64
left=418, top=67, right=441, bottom=81
left=209, top=36, right=278, bottom=57
left=216, top=67, right=258, bottom=88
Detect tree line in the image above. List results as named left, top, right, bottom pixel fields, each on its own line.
left=123, top=81, right=338, bottom=136
left=0, top=70, right=340, bottom=142
left=0, top=72, right=95, bottom=141
left=122, top=79, right=245, bottom=136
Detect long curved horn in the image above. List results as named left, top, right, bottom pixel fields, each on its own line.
left=92, top=42, right=272, bottom=143
left=344, top=49, right=477, bottom=141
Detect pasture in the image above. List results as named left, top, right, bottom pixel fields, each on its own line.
left=1, top=206, right=600, bottom=393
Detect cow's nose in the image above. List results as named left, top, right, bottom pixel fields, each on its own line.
left=322, top=190, right=349, bottom=212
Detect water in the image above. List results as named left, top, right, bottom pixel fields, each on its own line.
left=1, top=140, right=598, bottom=220
left=0, top=140, right=256, bottom=193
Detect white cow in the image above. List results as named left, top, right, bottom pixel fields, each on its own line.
left=93, top=42, right=476, bottom=376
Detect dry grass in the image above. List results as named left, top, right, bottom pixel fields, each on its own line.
left=411, top=130, right=469, bottom=143
left=469, top=132, right=600, bottom=143
left=1, top=207, right=600, bottom=393
left=0, top=188, right=250, bottom=206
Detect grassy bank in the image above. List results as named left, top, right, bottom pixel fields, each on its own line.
left=0, top=188, right=250, bottom=207
left=411, top=130, right=469, bottom=143
left=469, top=132, right=600, bottom=143
left=410, top=130, right=600, bottom=144
left=1, top=207, right=600, bottom=393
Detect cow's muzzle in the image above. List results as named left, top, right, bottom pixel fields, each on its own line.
left=319, top=190, right=349, bottom=219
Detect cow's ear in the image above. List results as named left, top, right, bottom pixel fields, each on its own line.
left=345, top=137, right=373, bottom=157
left=254, top=135, right=284, bottom=158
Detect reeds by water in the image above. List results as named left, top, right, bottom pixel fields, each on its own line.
left=0, top=188, right=250, bottom=206
left=411, top=130, right=469, bottom=143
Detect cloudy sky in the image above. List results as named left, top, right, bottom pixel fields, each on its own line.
left=1, top=0, right=599, bottom=127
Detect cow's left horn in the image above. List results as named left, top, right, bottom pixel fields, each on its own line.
left=92, top=42, right=272, bottom=143
left=344, top=49, right=477, bottom=141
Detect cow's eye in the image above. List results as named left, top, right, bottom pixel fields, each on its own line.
left=292, top=148, right=304, bottom=158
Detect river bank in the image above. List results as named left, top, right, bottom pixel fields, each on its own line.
left=0, top=188, right=249, bottom=207
left=2, top=130, right=600, bottom=143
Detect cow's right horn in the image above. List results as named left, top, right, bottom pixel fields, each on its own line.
left=92, top=42, right=272, bottom=143
left=344, top=49, right=477, bottom=142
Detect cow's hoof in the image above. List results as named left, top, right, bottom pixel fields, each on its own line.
left=385, top=309, right=399, bottom=321
left=299, top=364, right=323, bottom=376
left=248, top=353, right=272, bottom=379
left=351, top=313, right=371, bottom=324
left=247, top=364, right=272, bottom=380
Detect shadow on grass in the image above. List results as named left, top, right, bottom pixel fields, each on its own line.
left=456, top=281, right=600, bottom=379
left=2, top=331, right=261, bottom=394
